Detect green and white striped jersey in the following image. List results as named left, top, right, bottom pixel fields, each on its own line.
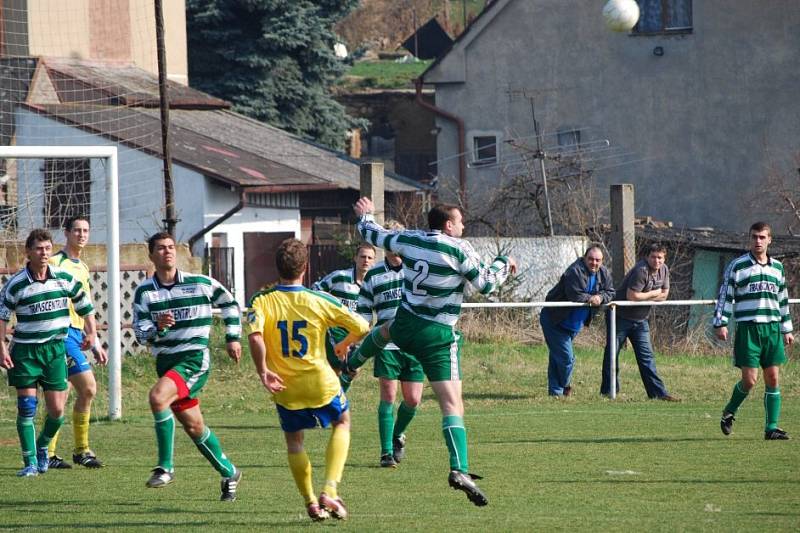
left=357, top=214, right=511, bottom=327
left=713, top=253, right=793, bottom=333
left=133, top=270, right=241, bottom=357
left=0, top=264, right=94, bottom=344
left=312, top=267, right=360, bottom=312
left=357, top=260, right=404, bottom=350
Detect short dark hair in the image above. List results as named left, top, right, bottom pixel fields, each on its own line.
left=147, top=232, right=175, bottom=254
left=276, top=238, right=307, bottom=280
left=750, top=221, right=771, bottom=235
left=25, top=229, right=52, bottom=249
left=646, top=243, right=667, bottom=256
left=583, top=243, right=604, bottom=258
left=64, top=215, right=90, bottom=231
left=355, top=242, right=376, bottom=256
left=428, top=204, right=462, bottom=231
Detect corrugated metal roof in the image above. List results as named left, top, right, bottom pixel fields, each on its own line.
left=43, top=56, right=230, bottom=109
left=14, top=56, right=423, bottom=193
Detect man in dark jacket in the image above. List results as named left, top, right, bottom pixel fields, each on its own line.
left=540, top=245, right=615, bottom=396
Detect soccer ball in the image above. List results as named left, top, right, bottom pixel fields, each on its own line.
left=602, top=0, right=640, bottom=32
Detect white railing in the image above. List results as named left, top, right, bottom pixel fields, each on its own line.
left=463, top=299, right=800, bottom=399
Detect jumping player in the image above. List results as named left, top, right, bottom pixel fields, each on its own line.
left=345, top=198, right=517, bottom=506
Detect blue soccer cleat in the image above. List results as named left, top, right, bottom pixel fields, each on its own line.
left=17, top=464, right=39, bottom=477
left=36, top=447, right=49, bottom=474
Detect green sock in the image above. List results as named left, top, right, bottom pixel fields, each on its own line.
left=193, top=426, right=236, bottom=478
left=340, top=373, right=353, bottom=393
left=442, top=415, right=469, bottom=473
left=723, top=381, right=749, bottom=414
left=378, top=401, right=395, bottom=455
left=153, top=409, right=175, bottom=471
left=16, top=414, right=37, bottom=467
left=36, top=415, right=65, bottom=450
left=393, top=401, right=417, bottom=438
left=764, top=386, right=781, bottom=431
left=348, top=329, right=388, bottom=370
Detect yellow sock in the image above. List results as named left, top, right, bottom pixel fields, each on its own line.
left=322, top=426, right=350, bottom=499
left=72, top=410, right=91, bottom=455
left=47, top=427, right=60, bottom=457
left=287, top=451, right=315, bottom=504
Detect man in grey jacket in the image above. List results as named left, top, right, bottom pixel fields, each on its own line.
left=540, top=245, right=615, bottom=396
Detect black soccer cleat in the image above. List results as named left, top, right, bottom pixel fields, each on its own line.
left=448, top=470, right=488, bottom=507
left=73, top=451, right=104, bottom=468
left=220, top=468, right=242, bottom=501
left=48, top=455, right=72, bottom=469
left=720, top=412, right=735, bottom=436
left=392, top=433, right=406, bottom=463
left=380, top=454, right=398, bottom=468
left=145, top=467, right=174, bottom=488
left=764, top=428, right=790, bottom=440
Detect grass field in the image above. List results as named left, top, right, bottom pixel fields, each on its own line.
left=1, top=335, right=798, bottom=531
left=340, top=60, right=432, bottom=90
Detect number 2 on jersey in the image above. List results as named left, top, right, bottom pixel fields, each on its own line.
left=411, top=260, right=429, bottom=296
left=277, top=320, right=308, bottom=357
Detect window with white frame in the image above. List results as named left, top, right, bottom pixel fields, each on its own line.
left=634, top=0, right=692, bottom=34
left=468, top=132, right=500, bottom=167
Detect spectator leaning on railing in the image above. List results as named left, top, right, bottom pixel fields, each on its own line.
left=540, top=245, right=615, bottom=397
left=600, top=243, right=679, bottom=401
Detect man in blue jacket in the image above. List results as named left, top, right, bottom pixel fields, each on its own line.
left=540, top=245, right=615, bottom=396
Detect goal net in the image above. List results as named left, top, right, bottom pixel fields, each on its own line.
left=0, top=1, right=189, bottom=419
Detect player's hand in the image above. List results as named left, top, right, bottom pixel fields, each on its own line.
left=785, top=333, right=794, bottom=348
left=334, top=340, right=351, bottom=359
left=227, top=341, right=242, bottom=363
left=507, top=257, right=518, bottom=276
left=354, top=197, right=374, bottom=217
left=0, top=348, right=12, bottom=369
left=80, top=332, right=96, bottom=351
left=156, top=312, right=175, bottom=331
left=260, top=370, right=285, bottom=393
left=716, top=326, right=728, bottom=341
left=92, top=344, right=108, bottom=366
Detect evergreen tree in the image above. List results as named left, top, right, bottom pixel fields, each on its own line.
left=187, top=0, right=359, bottom=150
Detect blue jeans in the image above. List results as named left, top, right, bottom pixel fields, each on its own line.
left=540, top=310, right=579, bottom=396
left=601, top=315, right=668, bottom=398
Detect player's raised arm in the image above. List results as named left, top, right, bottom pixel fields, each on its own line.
left=459, top=241, right=514, bottom=296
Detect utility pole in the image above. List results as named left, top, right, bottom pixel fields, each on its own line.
left=155, top=0, right=177, bottom=235
left=530, top=97, right=554, bottom=236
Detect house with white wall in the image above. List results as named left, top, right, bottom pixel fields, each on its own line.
left=3, top=57, right=424, bottom=305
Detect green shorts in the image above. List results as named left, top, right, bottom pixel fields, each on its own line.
left=325, top=328, right=348, bottom=371
left=733, top=322, right=786, bottom=369
left=389, top=307, right=462, bottom=382
left=374, top=348, right=425, bottom=382
left=156, top=350, right=210, bottom=400
left=7, top=340, right=68, bottom=391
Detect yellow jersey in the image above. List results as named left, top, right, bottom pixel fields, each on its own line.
left=49, top=250, right=91, bottom=330
left=246, top=284, right=370, bottom=410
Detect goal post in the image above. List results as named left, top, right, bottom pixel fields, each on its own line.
left=0, top=145, right=122, bottom=420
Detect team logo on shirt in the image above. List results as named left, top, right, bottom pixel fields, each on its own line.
left=246, top=310, right=257, bottom=324
left=748, top=281, right=777, bottom=294
left=26, top=298, right=68, bottom=314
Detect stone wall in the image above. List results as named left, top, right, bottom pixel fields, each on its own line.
left=468, top=235, right=589, bottom=301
